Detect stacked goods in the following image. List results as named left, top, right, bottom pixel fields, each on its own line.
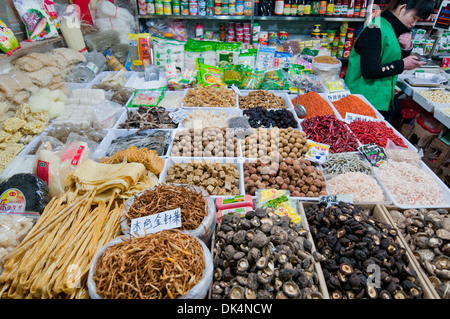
left=243, top=127, right=308, bottom=159
left=301, top=115, right=360, bottom=153
left=118, top=106, right=178, bottom=130
left=348, top=120, right=406, bottom=148
left=0, top=105, right=51, bottom=173
left=291, top=91, right=335, bottom=119
left=211, top=207, right=325, bottom=299
left=91, top=230, right=207, bottom=299
left=0, top=189, right=123, bottom=299
left=243, top=157, right=327, bottom=197
left=171, top=128, right=239, bottom=157
left=332, top=95, right=377, bottom=118
left=183, top=86, right=236, bottom=107
left=165, top=160, right=240, bottom=196
left=387, top=208, right=450, bottom=299
left=238, top=90, right=287, bottom=110
left=376, top=162, right=446, bottom=206
left=327, top=172, right=386, bottom=202
left=304, top=202, right=425, bottom=299
left=243, top=107, right=299, bottom=129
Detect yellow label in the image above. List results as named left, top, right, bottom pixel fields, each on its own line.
left=0, top=188, right=26, bottom=212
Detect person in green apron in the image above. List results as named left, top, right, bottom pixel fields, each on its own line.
left=345, top=0, right=434, bottom=118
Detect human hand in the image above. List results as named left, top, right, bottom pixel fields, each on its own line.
left=398, top=33, right=412, bottom=50
left=403, top=55, right=425, bottom=70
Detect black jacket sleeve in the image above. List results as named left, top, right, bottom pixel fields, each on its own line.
left=354, top=26, right=406, bottom=80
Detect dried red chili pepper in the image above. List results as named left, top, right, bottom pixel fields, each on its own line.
left=347, top=120, right=406, bottom=148
left=301, top=115, right=360, bottom=153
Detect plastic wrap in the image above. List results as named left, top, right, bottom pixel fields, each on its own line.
left=0, top=20, right=20, bottom=55
left=0, top=173, right=49, bottom=214
left=312, top=58, right=342, bottom=83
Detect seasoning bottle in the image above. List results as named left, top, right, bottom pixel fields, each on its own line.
left=291, top=0, right=298, bottom=15
left=195, top=23, right=204, bottom=38
left=333, top=0, right=341, bottom=16
left=326, top=0, right=334, bottom=16
left=254, top=0, right=260, bottom=15
left=304, top=0, right=311, bottom=15
left=274, top=0, right=284, bottom=14
left=347, top=0, right=354, bottom=17
left=359, top=0, right=367, bottom=17
left=235, top=0, right=244, bottom=15
left=311, top=0, right=320, bottom=15
left=319, top=0, right=327, bottom=16
left=337, top=44, right=344, bottom=57
left=244, top=0, right=252, bottom=15
left=354, top=0, right=361, bottom=17
left=340, top=0, right=348, bottom=17
left=284, top=0, right=291, bottom=15
left=297, top=0, right=305, bottom=15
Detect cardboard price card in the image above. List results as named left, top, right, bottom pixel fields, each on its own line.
left=358, top=143, right=387, bottom=167
left=130, top=208, right=182, bottom=237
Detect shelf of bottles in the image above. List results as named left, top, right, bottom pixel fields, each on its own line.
left=136, top=0, right=371, bottom=21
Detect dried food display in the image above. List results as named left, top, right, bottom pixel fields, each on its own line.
left=243, top=156, right=327, bottom=197
left=118, top=106, right=178, bottom=130
left=183, top=86, right=236, bottom=108
left=165, top=160, right=240, bottom=196
left=243, top=127, right=308, bottom=159
left=243, top=107, right=299, bottom=129
left=291, top=91, right=335, bottom=119
left=238, top=90, right=287, bottom=110
left=304, top=202, right=425, bottom=299
left=386, top=207, right=450, bottom=299
left=171, top=127, right=240, bottom=157
left=211, top=207, right=325, bottom=299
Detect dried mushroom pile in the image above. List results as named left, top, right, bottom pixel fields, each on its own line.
left=305, top=202, right=424, bottom=299
left=238, top=90, right=287, bottom=110
left=388, top=208, right=450, bottom=299
left=211, top=207, right=324, bottom=299
left=244, top=157, right=327, bottom=197
left=119, top=106, right=177, bottom=130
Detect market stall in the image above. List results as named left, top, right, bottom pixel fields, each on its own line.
left=0, top=0, right=449, bottom=301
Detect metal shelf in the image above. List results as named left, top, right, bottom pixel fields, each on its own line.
left=253, top=16, right=366, bottom=22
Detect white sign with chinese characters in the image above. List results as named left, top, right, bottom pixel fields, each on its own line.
left=344, top=112, right=376, bottom=123
left=130, top=207, right=182, bottom=237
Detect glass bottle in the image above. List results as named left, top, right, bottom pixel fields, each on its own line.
left=354, top=0, right=361, bottom=17
left=297, top=0, right=305, bottom=15
left=333, top=0, right=341, bottom=16
left=275, top=0, right=285, bottom=15
left=284, top=0, right=291, bottom=15
left=319, top=0, right=327, bottom=16
left=347, top=0, right=354, bottom=17
left=304, top=0, right=311, bottom=15
left=291, top=0, right=298, bottom=15
left=340, top=0, right=348, bottom=17
left=326, top=0, right=334, bottom=16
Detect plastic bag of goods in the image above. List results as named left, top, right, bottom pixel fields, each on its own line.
left=312, top=55, right=342, bottom=83
left=120, top=184, right=217, bottom=245
left=0, top=20, right=21, bottom=56
left=13, top=0, right=60, bottom=41
left=87, top=230, right=213, bottom=299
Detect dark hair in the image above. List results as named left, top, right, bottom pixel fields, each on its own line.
left=388, top=0, right=435, bottom=19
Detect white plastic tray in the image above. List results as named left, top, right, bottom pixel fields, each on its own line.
left=178, top=107, right=243, bottom=129
left=113, top=107, right=180, bottom=130
left=238, top=91, right=294, bottom=110
left=181, top=87, right=239, bottom=109
left=89, top=71, right=134, bottom=88
left=242, top=107, right=302, bottom=130
left=433, top=105, right=450, bottom=129
left=288, top=93, right=342, bottom=123
left=158, top=157, right=245, bottom=199
left=374, top=160, right=450, bottom=209
left=412, top=88, right=448, bottom=113
left=331, top=94, right=385, bottom=120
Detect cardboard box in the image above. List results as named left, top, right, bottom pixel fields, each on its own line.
left=411, top=120, right=439, bottom=148
left=423, top=137, right=450, bottom=170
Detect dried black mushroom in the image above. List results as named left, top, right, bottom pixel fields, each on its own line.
left=211, top=207, right=324, bottom=299
left=304, top=202, right=424, bottom=299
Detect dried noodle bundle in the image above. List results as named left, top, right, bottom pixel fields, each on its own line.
left=93, top=230, right=205, bottom=299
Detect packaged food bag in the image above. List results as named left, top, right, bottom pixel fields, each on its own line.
left=199, top=63, right=226, bottom=87
left=13, top=0, right=60, bottom=41
left=0, top=20, right=21, bottom=55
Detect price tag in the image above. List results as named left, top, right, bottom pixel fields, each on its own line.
left=130, top=208, right=182, bottom=237
left=169, top=109, right=188, bottom=124
left=326, top=90, right=350, bottom=102
left=358, top=143, right=388, bottom=167
left=344, top=112, right=376, bottom=123
left=319, top=194, right=353, bottom=207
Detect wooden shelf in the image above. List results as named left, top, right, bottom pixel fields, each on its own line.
left=0, top=36, right=63, bottom=61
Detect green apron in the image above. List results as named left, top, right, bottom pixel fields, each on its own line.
left=345, top=16, right=401, bottom=112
